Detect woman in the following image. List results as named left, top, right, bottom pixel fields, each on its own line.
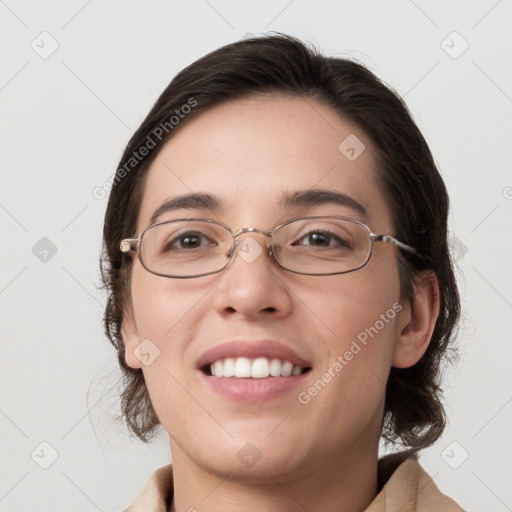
left=101, top=33, right=464, bottom=511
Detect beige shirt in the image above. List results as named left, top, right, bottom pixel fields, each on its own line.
left=124, top=451, right=465, bottom=511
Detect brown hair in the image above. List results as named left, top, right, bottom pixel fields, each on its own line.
left=101, top=33, right=460, bottom=449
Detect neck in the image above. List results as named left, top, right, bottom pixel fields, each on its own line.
left=168, top=438, right=379, bottom=512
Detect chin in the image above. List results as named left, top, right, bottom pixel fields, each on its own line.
left=205, top=449, right=304, bottom=484
left=178, top=431, right=307, bottom=483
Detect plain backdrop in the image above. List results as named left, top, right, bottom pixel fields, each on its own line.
left=1, top=1, right=512, bottom=510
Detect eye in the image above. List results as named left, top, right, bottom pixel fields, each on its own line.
left=164, top=231, right=217, bottom=251
left=295, top=230, right=352, bottom=248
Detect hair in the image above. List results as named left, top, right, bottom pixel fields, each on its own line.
left=101, top=32, right=460, bottom=449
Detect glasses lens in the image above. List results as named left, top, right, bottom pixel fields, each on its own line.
left=273, top=217, right=371, bottom=275
left=140, top=220, right=233, bottom=277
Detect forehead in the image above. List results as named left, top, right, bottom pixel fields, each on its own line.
left=137, top=94, right=392, bottom=231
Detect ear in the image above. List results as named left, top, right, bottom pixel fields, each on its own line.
left=392, top=271, right=440, bottom=368
left=121, top=307, right=143, bottom=370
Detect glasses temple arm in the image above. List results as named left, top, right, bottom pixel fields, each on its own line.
left=120, top=238, right=139, bottom=253
left=372, top=234, right=418, bottom=255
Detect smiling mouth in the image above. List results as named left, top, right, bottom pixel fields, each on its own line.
left=202, top=357, right=312, bottom=379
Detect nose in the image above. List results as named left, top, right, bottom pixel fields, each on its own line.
left=211, top=230, right=293, bottom=320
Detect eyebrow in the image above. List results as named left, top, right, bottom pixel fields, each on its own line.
left=280, top=189, right=367, bottom=220
left=149, top=189, right=367, bottom=225
left=150, top=193, right=221, bottom=225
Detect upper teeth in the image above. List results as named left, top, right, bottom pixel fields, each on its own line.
left=210, top=357, right=306, bottom=378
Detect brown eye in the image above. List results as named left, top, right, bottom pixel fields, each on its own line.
left=164, top=231, right=215, bottom=251
left=295, top=230, right=351, bottom=249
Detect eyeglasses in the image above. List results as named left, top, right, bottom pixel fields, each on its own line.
left=120, top=216, right=418, bottom=279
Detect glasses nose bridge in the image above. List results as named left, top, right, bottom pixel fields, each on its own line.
left=231, top=227, right=276, bottom=257
left=232, top=226, right=273, bottom=241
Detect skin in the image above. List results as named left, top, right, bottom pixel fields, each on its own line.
left=122, top=94, right=440, bottom=512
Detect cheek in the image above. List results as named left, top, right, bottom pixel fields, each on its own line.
left=318, top=251, right=402, bottom=344
left=129, top=267, right=210, bottom=427
left=130, top=263, right=206, bottom=342
left=265, top=267, right=403, bottom=461
left=308, top=254, right=402, bottom=399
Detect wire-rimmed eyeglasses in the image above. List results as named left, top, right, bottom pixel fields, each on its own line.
left=120, top=216, right=418, bottom=279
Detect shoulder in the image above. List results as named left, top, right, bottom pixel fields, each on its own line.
left=366, top=450, right=465, bottom=511
left=123, top=464, right=173, bottom=512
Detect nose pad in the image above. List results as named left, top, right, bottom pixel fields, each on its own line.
left=271, top=243, right=281, bottom=256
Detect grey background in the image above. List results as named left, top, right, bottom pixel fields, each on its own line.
left=1, top=0, right=511, bottom=510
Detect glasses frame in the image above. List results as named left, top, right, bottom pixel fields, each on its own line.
left=120, top=216, right=418, bottom=279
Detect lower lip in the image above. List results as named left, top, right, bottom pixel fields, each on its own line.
left=198, top=371, right=310, bottom=402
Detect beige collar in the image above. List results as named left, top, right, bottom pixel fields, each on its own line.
left=124, top=451, right=464, bottom=511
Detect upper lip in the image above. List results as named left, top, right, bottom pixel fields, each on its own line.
left=196, top=340, right=312, bottom=370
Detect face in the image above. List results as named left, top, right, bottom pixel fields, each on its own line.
left=123, top=94, right=406, bottom=481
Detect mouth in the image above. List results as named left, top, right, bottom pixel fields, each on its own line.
left=201, top=357, right=312, bottom=378
left=196, top=339, right=313, bottom=402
